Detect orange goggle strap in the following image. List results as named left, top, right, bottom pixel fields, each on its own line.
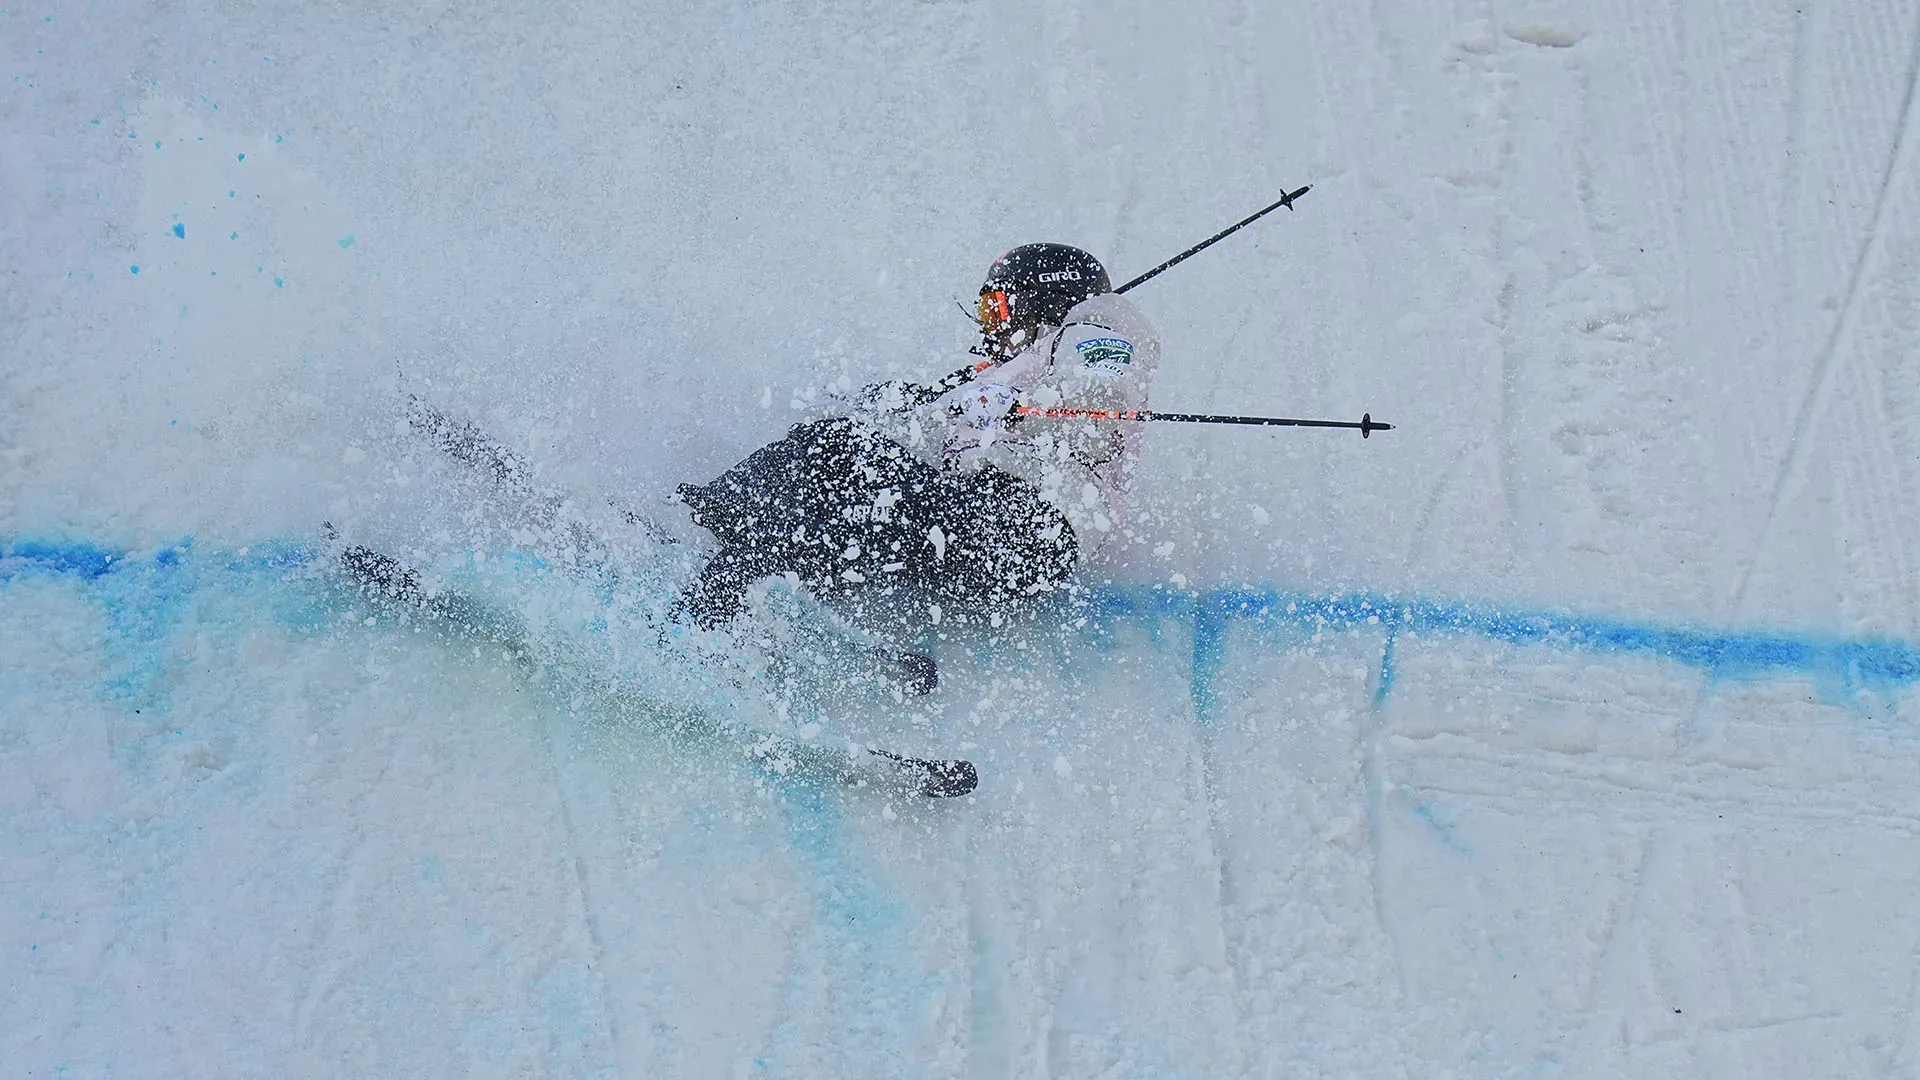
left=977, top=289, right=1011, bottom=330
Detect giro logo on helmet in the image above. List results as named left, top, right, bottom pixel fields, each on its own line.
left=1036, top=270, right=1083, bottom=283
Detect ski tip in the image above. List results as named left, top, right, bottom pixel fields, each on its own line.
left=920, top=758, right=978, bottom=798
left=865, top=748, right=978, bottom=798
left=895, top=651, right=939, bottom=696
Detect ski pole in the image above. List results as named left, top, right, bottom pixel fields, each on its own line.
left=919, top=185, right=1315, bottom=396
left=891, top=355, right=1001, bottom=407
left=1113, top=185, right=1311, bottom=294
left=1014, top=405, right=1393, bottom=438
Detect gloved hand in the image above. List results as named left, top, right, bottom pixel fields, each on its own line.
left=949, top=382, right=1020, bottom=428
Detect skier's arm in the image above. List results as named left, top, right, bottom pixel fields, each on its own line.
left=853, top=358, right=998, bottom=413
left=1029, top=303, right=1159, bottom=534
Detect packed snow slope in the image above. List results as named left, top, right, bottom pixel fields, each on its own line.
left=7, top=0, right=1920, bottom=1076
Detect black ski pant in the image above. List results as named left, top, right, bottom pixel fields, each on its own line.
left=675, top=418, right=1076, bottom=629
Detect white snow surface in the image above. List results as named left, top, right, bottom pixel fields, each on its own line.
left=7, top=0, right=1920, bottom=1076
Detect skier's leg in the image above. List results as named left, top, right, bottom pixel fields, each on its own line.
left=679, top=417, right=936, bottom=600
left=677, top=418, right=858, bottom=548
left=676, top=418, right=1007, bottom=645
left=935, top=466, right=1078, bottom=613
left=675, top=545, right=782, bottom=630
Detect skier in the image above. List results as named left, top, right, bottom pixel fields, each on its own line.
left=674, top=243, right=1161, bottom=631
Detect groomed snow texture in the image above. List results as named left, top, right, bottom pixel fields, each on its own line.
left=6, top=1, right=1920, bottom=1076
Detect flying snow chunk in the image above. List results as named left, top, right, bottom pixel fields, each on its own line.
left=1504, top=20, right=1585, bottom=47
left=1052, top=755, right=1072, bottom=779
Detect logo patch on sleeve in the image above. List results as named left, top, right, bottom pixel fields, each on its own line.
left=1074, top=336, right=1134, bottom=375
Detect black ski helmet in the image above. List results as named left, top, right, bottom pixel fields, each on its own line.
left=977, top=243, right=1111, bottom=353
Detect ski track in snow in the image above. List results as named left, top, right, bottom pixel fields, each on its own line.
left=1733, top=2, right=1920, bottom=622
left=9, top=0, right=1920, bottom=1074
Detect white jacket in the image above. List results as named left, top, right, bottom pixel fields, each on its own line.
left=861, top=292, right=1160, bottom=550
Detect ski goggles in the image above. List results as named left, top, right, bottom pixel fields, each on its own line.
left=976, top=289, right=1011, bottom=331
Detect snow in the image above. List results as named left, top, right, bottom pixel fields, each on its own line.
left=1504, top=21, right=1588, bottom=48
left=6, top=0, right=1920, bottom=1076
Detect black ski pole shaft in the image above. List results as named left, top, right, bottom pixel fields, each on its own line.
left=897, top=356, right=999, bottom=406
left=1015, top=405, right=1393, bottom=438
left=916, top=184, right=1311, bottom=398
left=1113, top=185, right=1311, bottom=295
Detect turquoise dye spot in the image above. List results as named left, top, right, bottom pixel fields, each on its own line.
left=229, top=231, right=237, bottom=240
left=236, top=153, right=245, bottom=162
left=171, top=223, right=185, bottom=239
left=129, top=265, right=140, bottom=274
left=154, top=140, right=160, bottom=149
left=273, top=277, right=283, bottom=287
left=90, top=119, right=99, bottom=125
left=338, top=235, right=355, bottom=249
left=227, top=190, right=235, bottom=198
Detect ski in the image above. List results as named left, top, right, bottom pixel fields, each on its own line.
left=404, top=395, right=682, bottom=547
left=328, top=535, right=975, bottom=798
left=737, top=733, right=977, bottom=798
left=866, top=748, right=978, bottom=798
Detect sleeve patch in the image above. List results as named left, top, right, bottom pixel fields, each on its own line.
left=1073, top=335, right=1134, bottom=376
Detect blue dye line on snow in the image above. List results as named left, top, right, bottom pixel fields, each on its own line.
left=1091, top=584, right=1920, bottom=720
left=9, top=537, right=1920, bottom=714
left=94, top=543, right=197, bottom=711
